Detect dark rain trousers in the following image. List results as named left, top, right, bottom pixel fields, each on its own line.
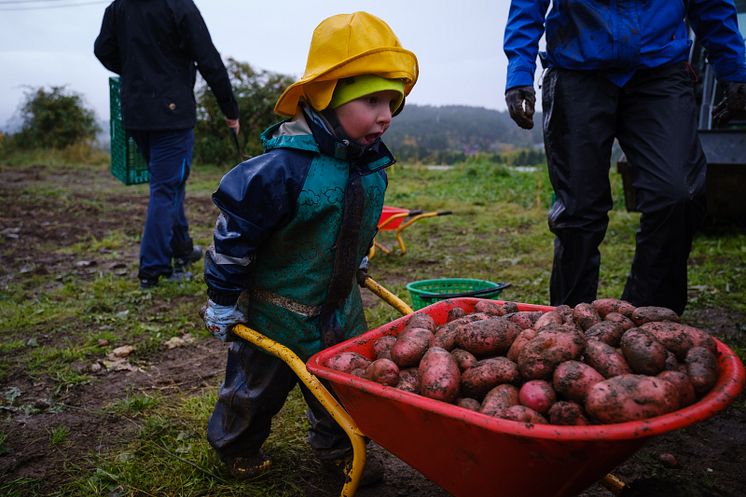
left=542, top=62, right=707, bottom=315
left=207, top=341, right=351, bottom=462
left=130, top=129, right=195, bottom=280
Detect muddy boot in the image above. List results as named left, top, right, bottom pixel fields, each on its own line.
left=222, top=451, right=272, bottom=480
left=173, top=245, right=203, bottom=273
left=322, top=451, right=385, bottom=487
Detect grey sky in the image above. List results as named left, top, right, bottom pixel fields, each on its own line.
left=0, top=0, right=515, bottom=130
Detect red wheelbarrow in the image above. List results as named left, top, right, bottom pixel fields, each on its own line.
left=369, top=205, right=452, bottom=259
left=306, top=298, right=745, bottom=497
left=230, top=285, right=744, bottom=497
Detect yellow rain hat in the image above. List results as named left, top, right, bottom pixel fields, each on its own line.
left=274, top=11, right=419, bottom=117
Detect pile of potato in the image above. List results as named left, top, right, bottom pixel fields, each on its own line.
left=326, top=299, right=720, bottom=425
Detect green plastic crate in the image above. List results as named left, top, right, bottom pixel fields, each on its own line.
left=406, top=278, right=511, bottom=310
left=109, top=76, right=149, bottom=185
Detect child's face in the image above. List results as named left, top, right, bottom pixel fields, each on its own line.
left=334, top=90, right=400, bottom=146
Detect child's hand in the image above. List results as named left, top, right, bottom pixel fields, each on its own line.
left=203, top=299, right=247, bottom=341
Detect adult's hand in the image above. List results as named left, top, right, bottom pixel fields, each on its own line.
left=202, top=299, right=246, bottom=342
left=505, top=86, right=536, bottom=130
left=712, top=82, right=746, bottom=127
left=225, top=117, right=240, bottom=136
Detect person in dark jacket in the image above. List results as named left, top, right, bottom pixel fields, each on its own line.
left=94, top=0, right=239, bottom=289
left=503, top=0, right=746, bottom=315
left=200, top=11, right=418, bottom=484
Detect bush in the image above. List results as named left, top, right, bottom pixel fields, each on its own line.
left=11, top=86, right=99, bottom=149
left=193, top=58, right=294, bottom=166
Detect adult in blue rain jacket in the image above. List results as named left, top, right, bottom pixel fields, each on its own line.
left=503, top=0, right=746, bottom=315
left=94, top=0, right=239, bottom=288
left=201, top=12, right=419, bottom=484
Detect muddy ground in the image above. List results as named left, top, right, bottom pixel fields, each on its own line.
left=1, top=164, right=744, bottom=496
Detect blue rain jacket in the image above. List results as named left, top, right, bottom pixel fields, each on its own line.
left=504, top=0, right=746, bottom=90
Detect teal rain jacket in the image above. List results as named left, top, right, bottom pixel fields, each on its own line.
left=204, top=106, right=393, bottom=360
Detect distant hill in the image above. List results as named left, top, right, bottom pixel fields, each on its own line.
left=384, top=104, right=544, bottom=164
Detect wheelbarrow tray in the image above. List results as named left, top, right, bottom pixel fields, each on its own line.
left=307, top=298, right=745, bottom=497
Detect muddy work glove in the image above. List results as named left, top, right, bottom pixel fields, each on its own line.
left=505, top=86, right=536, bottom=130
left=203, top=299, right=246, bottom=342
left=712, top=82, right=746, bottom=126
left=356, top=256, right=370, bottom=287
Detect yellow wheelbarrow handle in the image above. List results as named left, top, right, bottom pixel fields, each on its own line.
left=230, top=323, right=367, bottom=497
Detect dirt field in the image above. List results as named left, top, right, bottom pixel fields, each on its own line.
left=1, top=163, right=744, bottom=497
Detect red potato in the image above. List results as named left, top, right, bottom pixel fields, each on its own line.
left=372, top=335, right=397, bottom=360
left=552, top=360, right=605, bottom=403
left=418, top=347, right=461, bottom=403
left=479, top=384, right=519, bottom=417
left=447, top=307, right=466, bottom=321
left=573, top=303, right=602, bottom=330
left=517, top=329, right=586, bottom=380
left=350, top=368, right=367, bottom=378
left=406, top=312, right=437, bottom=332
left=604, top=312, right=635, bottom=331
left=548, top=401, right=590, bottom=425
left=518, top=380, right=557, bottom=414
left=640, top=321, right=717, bottom=360
left=327, top=351, right=371, bottom=373
left=390, top=327, right=433, bottom=368
left=592, top=298, right=636, bottom=318
left=451, top=348, right=478, bottom=371
left=365, top=358, right=400, bottom=386
left=533, top=310, right=563, bottom=330
left=456, top=397, right=481, bottom=411
left=620, top=328, right=668, bottom=375
left=506, top=328, right=538, bottom=362
left=461, top=357, right=520, bottom=399
left=433, top=312, right=491, bottom=350
left=475, top=300, right=520, bottom=316
left=455, top=317, right=522, bottom=357
left=507, top=311, right=544, bottom=330
left=585, top=374, right=680, bottom=423
left=583, top=339, right=631, bottom=378
left=685, top=346, right=719, bottom=396
left=396, top=367, right=419, bottom=393
left=664, top=351, right=687, bottom=373
left=631, top=306, right=680, bottom=326
left=584, top=320, right=625, bottom=347
left=499, top=405, right=548, bottom=425
left=657, top=370, right=697, bottom=407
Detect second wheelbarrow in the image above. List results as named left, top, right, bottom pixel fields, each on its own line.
left=369, top=205, right=452, bottom=259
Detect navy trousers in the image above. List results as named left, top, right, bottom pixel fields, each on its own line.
left=542, top=63, right=707, bottom=315
left=207, top=341, right=351, bottom=462
left=130, top=129, right=195, bottom=280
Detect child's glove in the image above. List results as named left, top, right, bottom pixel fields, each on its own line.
left=203, top=299, right=247, bottom=342
left=356, top=256, right=370, bottom=287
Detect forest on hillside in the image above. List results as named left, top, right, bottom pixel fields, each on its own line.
left=385, top=104, right=544, bottom=164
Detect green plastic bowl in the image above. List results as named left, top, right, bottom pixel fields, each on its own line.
left=406, top=278, right=511, bottom=310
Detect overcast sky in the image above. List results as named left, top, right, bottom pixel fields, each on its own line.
left=0, top=0, right=519, bottom=130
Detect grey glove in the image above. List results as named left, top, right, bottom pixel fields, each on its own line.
left=712, top=82, right=746, bottom=126
left=202, top=299, right=247, bottom=342
left=356, top=256, right=370, bottom=287
left=505, top=86, right=536, bottom=130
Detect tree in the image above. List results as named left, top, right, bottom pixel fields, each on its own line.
left=194, top=58, right=294, bottom=165
left=13, top=85, right=99, bottom=149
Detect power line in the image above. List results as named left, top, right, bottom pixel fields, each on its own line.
left=0, top=0, right=108, bottom=11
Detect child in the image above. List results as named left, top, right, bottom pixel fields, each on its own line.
left=201, top=11, right=418, bottom=484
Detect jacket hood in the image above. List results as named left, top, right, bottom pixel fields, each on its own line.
left=262, top=106, right=396, bottom=173
left=274, top=11, right=418, bottom=117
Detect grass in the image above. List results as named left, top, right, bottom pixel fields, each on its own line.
left=1, top=155, right=745, bottom=496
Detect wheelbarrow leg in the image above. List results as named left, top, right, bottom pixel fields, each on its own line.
left=231, top=324, right=367, bottom=497
left=394, top=210, right=452, bottom=255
